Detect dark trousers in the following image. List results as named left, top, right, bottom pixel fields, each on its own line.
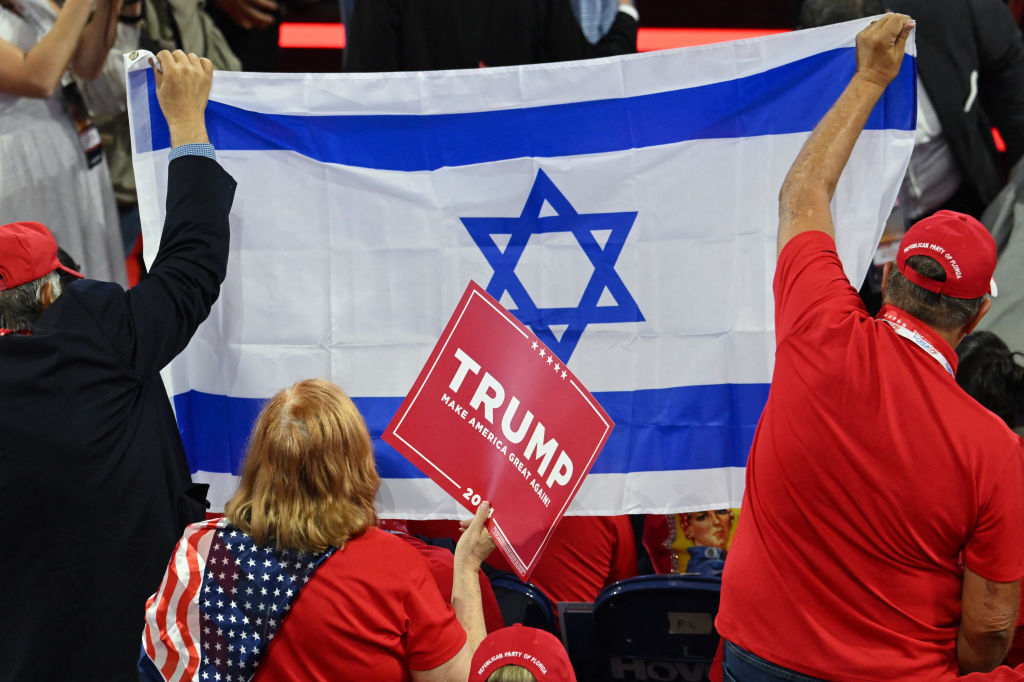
left=721, top=640, right=824, bottom=682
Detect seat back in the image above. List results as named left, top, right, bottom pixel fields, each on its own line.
left=488, top=571, right=558, bottom=635
left=593, top=575, right=721, bottom=682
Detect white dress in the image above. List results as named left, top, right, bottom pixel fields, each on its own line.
left=0, top=0, right=127, bottom=286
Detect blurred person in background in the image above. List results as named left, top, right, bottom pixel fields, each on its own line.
left=956, top=331, right=1024, bottom=670
left=799, top=0, right=1024, bottom=313
left=570, top=0, right=624, bottom=44
left=78, top=0, right=239, bottom=281
left=1, top=0, right=128, bottom=285
left=208, top=0, right=285, bottom=70
left=380, top=518, right=507, bottom=633
left=797, top=0, right=1024, bottom=218
left=957, top=330, right=1024, bottom=433
left=481, top=515, right=636, bottom=605
left=341, top=0, right=628, bottom=68
left=345, top=0, right=638, bottom=72
left=977, top=155, right=1024, bottom=353
left=527, top=515, right=637, bottom=604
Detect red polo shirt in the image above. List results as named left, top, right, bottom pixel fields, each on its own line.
left=716, top=231, right=1024, bottom=681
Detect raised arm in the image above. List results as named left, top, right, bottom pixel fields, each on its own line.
left=0, top=0, right=99, bottom=97
left=452, top=502, right=495, bottom=651
left=115, top=50, right=235, bottom=376
left=68, top=0, right=122, bottom=80
left=777, top=13, right=914, bottom=257
left=413, top=502, right=496, bottom=682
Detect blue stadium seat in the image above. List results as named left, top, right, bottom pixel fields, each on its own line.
left=488, top=571, right=559, bottom=635
left=593, top=574, right=722, bottom=682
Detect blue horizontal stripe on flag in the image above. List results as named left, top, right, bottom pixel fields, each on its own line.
left=174, top=383, right=770, bottom=478
left=139, top=48, right=915, bottom=168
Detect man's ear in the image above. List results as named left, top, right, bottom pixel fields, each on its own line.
left=39, top=280, right=55, bottom=310
left=880, top=261, right=894, bottom=302
left=962, top=297, right=992, bottom=337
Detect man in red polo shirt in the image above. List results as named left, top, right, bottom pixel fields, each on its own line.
left=716, top=13, right=1024, bottom=681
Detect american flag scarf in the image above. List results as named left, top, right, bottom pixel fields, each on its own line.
left=141, top=517, right=335, bottom=681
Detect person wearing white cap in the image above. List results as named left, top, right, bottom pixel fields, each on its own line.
left=716, top=13, right=1024, bottom=681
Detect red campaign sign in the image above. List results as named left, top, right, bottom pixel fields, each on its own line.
left=384, top=281, right=614, bottom=580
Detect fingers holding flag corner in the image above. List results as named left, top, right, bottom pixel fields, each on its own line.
left=149, top=49, right=214, bottom=148
left=855, top=12, right=915, bottom=88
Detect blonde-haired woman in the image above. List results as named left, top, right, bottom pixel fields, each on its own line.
left=142, top=379, right=494, bottom=681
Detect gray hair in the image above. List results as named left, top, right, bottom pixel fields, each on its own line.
left=0, top=270, right=63, bottom=332
left=883, top=256, right=985, bottom=331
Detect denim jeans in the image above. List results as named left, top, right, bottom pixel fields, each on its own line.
left=721, top=640, right=824, bottom=682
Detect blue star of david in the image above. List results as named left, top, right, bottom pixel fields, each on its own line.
left=461, top=169, right=644, bottom=362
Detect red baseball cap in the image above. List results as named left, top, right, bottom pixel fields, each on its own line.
left=896, top=211, right=997, bottom=299
left=0, top=221, right=83, bottom=291
left=469, top=625, right=577, bottom=681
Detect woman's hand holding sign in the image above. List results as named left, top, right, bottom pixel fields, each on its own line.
left=454, top=502, right=496, bottom=649
left=457, top=501, right=497, bottom=567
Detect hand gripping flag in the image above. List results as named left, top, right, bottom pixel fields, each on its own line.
left=126, top=17, right=916, bottom=517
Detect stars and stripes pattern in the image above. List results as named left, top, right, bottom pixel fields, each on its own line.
left=141, top=517, right=334, bottom=681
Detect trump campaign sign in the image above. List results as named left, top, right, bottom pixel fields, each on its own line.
left=385, top=282, right=613, bottom=578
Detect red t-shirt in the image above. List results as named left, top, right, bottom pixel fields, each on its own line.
left=485, top=516, right=637, bottom=603
left=395, top=531, right=506, bottom=633
left=716, top=231, right=1024, bottom=681
left=254, top=528, right=467, bottom=681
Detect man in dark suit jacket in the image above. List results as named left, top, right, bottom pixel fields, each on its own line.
left=345, top=0, right=638, bottom=72
left=888, top=0, right=1024, bottom=216
left=0, top=51, right=236, bottom=680
left=799, top=0, right=1024, bottom=218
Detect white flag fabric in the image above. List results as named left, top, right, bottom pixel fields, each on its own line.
left=126, top=18, right=916, bottom=517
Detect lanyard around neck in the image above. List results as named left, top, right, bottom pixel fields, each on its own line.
left=880, top=316, right=955, bottom=378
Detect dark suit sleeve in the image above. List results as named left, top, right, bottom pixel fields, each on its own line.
left=117, top=155, right=236, bottom=377
left=539, top=1, right=636, bottom=63
left=592, top=10, right=639, bottom=58
left=345, top=0, right=402, bottom=72
left=972, top=0, right=1024, bottom=165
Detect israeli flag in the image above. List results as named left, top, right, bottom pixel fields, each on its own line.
left=126, top=18, right=915, bottom=517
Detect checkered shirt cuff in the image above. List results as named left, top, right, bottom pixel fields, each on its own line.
left=168, top=143, right=217, bottom=162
